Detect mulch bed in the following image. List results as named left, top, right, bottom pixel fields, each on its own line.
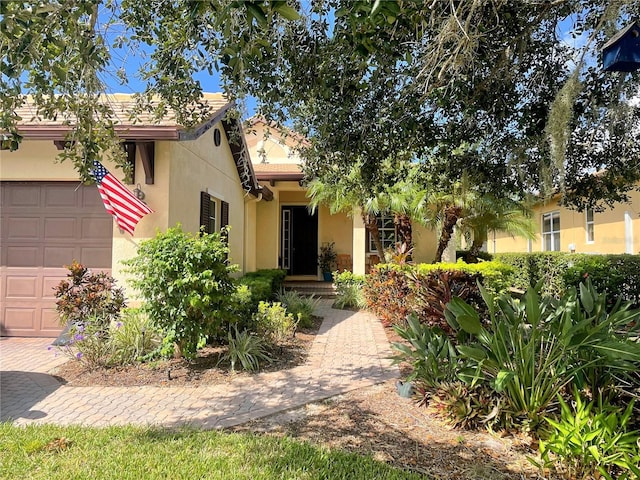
left=49, top=311, right=555, bottom=479
left=51, top=317, right=322, bottom=387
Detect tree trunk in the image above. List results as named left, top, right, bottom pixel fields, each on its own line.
left=433, top=205, right=463, bottom=263
left=363, top=212, right=385, bottom=259
left=394, top=213, right=413, bottom=248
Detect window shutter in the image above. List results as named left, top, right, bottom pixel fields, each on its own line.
left=221, top=201, right=230, bottom=245
left=221, top=201, right=229, bottom=229
left=200, top=191, right=211, bottom=234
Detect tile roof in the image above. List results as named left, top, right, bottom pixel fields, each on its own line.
left=14, top=93, right=230, bottom=128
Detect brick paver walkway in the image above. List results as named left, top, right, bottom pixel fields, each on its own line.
left=1, top=301, right=398, bottom=429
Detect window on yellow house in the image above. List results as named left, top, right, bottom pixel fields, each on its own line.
left=542, top=211, right=560, bottom=251
left=586, top=208, right=595, bottom=243
left=368, top=215, right=396, bottom=252
left=200, top=191, right=229, bottom=236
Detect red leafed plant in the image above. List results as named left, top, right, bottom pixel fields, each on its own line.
left=53, top=261, right=126, bottom=328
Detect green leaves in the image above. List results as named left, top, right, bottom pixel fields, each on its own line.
left=123, top=225, right=237, bottom=359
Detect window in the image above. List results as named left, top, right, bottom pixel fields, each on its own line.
left=368, top=215, right=396, bottom=252
left=586, top=208, right=594, bottom=243
left=200, top=191, right=229, bottom=235
left=542, top=211, right=560, bottom=251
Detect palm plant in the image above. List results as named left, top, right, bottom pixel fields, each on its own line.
left=458, top=194, right=536, bottom=258
left=307, top=161, right=387, bottom=254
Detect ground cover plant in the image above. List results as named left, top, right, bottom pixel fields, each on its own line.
left=0, top=424, right=423, bottom=480
left=392, top=279, right=640, bottom=479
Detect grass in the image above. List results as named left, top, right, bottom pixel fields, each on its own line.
left=0, top=424, right=425, bottom=479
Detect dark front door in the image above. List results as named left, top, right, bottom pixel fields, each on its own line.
left=281, top=206, right=318, bottom=275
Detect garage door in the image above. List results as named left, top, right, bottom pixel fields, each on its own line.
left=1, top=182, right=113, bottom=337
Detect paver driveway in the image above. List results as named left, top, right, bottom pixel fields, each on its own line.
left=1, top=301, right=398, bottom=429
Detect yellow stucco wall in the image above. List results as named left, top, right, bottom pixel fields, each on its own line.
left=412, top=224, right=439, bottom=264
left=493, top=192, right=640, bottom=254
left=244, top=121, right=302, bottom=165
left=167, top=125, right=248, bottom=272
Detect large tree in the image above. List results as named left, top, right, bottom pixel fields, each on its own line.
left=2, top=1, right=639, bottom=207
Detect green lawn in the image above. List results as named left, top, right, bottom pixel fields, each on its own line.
left=0, top=424, right=425, bottom=479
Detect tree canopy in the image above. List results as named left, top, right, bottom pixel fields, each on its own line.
left=2, top=0, right=639, bottom=209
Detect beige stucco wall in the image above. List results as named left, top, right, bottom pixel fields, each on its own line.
left=412, top=224, right=439, bottom=264
left=493, top=192, right=640, bottom=254
left=245, top=121, right=302, bottom=165
left=166, top=125, right=248, bottom=273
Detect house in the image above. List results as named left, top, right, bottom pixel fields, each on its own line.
left=1, top=97, right=442, bottom=338
left=243, top=118, right=439, bottom=277
left=0, top=94, right=269, bottom=337
left=491, top=192, right=640, bottom=255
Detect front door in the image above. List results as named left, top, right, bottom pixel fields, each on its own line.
left=281, top=206, right=318, bottom=275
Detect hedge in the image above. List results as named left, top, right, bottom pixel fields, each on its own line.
left=495, top=253, right=640, bottom=306
left=364, top=260, right=513, bottom=327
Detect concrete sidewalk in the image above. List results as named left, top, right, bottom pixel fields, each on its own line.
left=1, top=302, right=398, bottom=429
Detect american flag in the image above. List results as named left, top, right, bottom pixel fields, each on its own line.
left=91, top=160, right=153, bottom=236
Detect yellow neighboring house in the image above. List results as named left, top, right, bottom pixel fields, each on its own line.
left=243, top=118, right=439, bottom=279
left=0, top=94, right=269, bottom=337
left=492, top=191, right=640, bottom=255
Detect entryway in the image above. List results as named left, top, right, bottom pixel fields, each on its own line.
left=281, top=206, right=318, bottom=276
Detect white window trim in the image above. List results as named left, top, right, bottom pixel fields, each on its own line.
left=368, top=215, right=396, bottom=253
left=585, top=208, right=595, bottom=244
left=541, top=211, right=561, bottom=252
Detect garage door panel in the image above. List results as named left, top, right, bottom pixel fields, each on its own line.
left=42, top=274, right=65, bottom=299
left=82, top=217, right=113, bottom=238
left=6, top=246, right=40, bottom=267
left=42, top=309, right=61, bottom=331
left=5, top=275, right=38, bottom=298
left=82, top=188, right=109, bottom=210
left=6, top=185, right=41, bottom=207
left=44, top=247, right=77, bottom=267
left=44, top=218, right=77, bottom=239
left=80, top=247, right=112, bottom=268
left=3, top=307, right=36, bottom=330
left=45, top=185, right=78, bottom=207
left=6, top=217, right=40, bottom=239
left=1, top=182, right=113, bottom=337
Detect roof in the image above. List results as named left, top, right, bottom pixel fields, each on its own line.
left=253, top=163, right=304, bottom=182
left=11, top=93, right=232, bottom=141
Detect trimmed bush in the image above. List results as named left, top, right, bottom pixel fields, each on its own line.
left=333, top=271, right=366, bottom=310
left=364, top=261, right=513, bottom=327
left=364, top=264, right=413, bottom=326
left=124, top=226, right=236, bottom=359
left=497, top=252, right=640, bottom=305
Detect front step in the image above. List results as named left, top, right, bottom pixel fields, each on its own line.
left=284, top=281, right=337, bottom=299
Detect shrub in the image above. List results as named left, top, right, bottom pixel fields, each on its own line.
left=54, top=261, right=126, bottom=328
left=364, top=261, right=512, bottom=327
left=253, top=301, right=300, bottom=345
left=444, top=280, right=640, bottom=429
left=124, top=226, right=237, bottom=359
left=275, top=290, right=319, bottom=329
left=333, top=271, right=366, bottom=310
left=564, top=254, right=640, bottom=307
left=409, top=269, right=485, bottom=334
left=537, top=392, right=640, bottom=480
left=363, top=264, right=413, bottom=326
left=219, top=327, right=271, bottom=372
left=109, top=309, right=162, bottom=365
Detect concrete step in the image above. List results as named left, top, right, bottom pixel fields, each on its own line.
left=284, top=281, right=337, bottom=299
